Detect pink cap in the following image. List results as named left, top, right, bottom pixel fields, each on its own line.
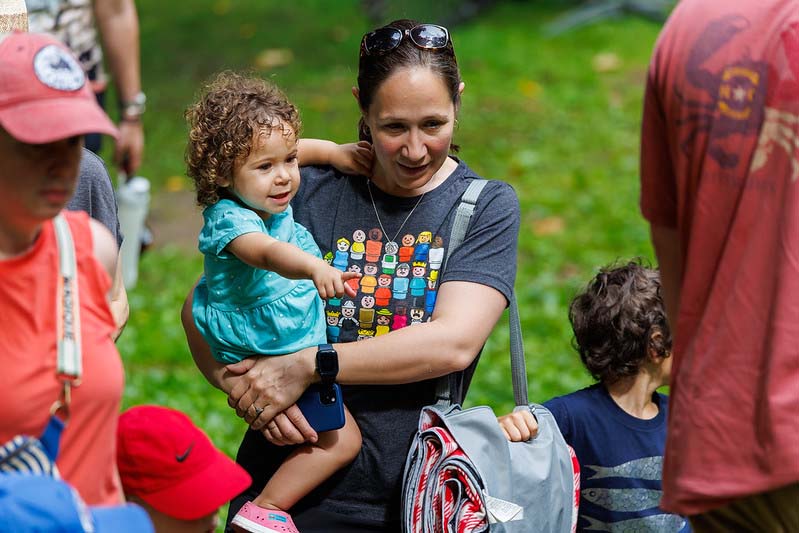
left=117, top=406, right=252, bottom=521
left=0, top=31, right=117, bottom=143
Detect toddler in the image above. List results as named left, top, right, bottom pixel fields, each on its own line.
left=499, top=261, right=691, bottom=532
left=186, top=71, right=369, bottom=533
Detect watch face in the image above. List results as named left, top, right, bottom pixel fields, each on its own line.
left=317, top=348, right=338, bottom=378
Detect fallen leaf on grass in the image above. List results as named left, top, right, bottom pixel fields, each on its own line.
left=165, top=176, right=186, bottom=192
left=254, top=48, right=294, bottom=70
left=532, top=216, right=565, bottom=236
left=592, top=52, right=621, bottom=73
left=518, top=79, right=542, bottom=99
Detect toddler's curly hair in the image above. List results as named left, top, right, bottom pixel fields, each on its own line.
left=569, top=260, right=672, bottom=385
left=185, top=71, right=302, bottom=206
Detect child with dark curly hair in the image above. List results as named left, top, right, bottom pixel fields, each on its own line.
left=499, top=261, right=691, bottom=532
left=186, top=71, right=371, bottom=533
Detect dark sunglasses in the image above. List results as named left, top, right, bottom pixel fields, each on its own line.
left=360, top=24, right=451, bottom=56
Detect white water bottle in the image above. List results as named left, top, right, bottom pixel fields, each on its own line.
left=116, top=176, right=150, bottom=289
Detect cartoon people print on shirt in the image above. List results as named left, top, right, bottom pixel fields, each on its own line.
left=375, top=309, right=392, bottom=336
left=393, top=263, right=410, bottom=300
left=339, top=300, right=359, bottom=342
left=393, top=304, right=408, bottom=330
left=410, top=261, right=427, bottom=297
left=326, top=310, right=341, bottom=342
left=399, top=233, right=415, bottom=263
left=412, top=231, right=432, bottom=262
left=359, top=295, right=376, bottom=330
left=333, top=237, right=350, bottom=271
left=429, top=235, right=444, bottom=271
left=350, top=229, right=366, bottom=260
left=345, top=264, right=362, bottom=294
left=375, top=274, right=392, bottom=306
left=325, top=226, right=451, bottom=339
left=381, top=241, right=399, bottom=274
left=361, top=263, right=379, bottom=294
left=365, top=228, right=383, bottom=263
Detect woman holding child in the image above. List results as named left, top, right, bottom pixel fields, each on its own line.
left=183, top=19, right=520, bottom=531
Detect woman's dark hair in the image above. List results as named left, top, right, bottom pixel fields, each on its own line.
left=356, top=19, right=462, bottom=152
left=569, top=260, right=672, bottom=385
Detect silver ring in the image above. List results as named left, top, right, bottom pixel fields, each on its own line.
left=253, top=406, right=265, bottom=417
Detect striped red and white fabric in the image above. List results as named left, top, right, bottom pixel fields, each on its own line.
left=403, top=408, right=489, bottom=533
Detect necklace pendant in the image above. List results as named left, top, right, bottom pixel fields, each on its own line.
left=384, top=241, right=400, bottom=254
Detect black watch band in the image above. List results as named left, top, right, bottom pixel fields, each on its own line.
left=316, top=343, right=339, bottom=386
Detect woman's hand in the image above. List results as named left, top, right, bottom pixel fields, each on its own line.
left=497, top=408, right=539, bottom=442
left=225, top=347, right=318, bottom=432
left=256, top=405, right=318, bottom=446
left=329, top=141, right=373, bottom=177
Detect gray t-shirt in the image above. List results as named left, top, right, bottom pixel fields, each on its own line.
left=68, top=148, right=122, bottom=247
left=238, top=160, right=520, bottom=526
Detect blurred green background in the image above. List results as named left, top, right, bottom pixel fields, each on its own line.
left=117, top=0, right=663, bottom=478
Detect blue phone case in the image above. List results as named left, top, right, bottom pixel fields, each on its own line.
left=297, top=384, right=345, bottom=432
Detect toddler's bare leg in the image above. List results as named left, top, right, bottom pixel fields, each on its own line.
left=253, top=406, right=361, bottom=511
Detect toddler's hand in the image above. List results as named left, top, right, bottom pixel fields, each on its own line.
left=330, top=141, right=373, bottom=177
left=497, top=409, right=539, bottom=442
left=312, top=263, right=362, bottom=300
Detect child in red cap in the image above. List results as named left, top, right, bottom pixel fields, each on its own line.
left=117, top=405, right=252, bottom=533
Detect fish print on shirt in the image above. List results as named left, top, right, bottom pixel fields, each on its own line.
left=584, top=456, right=662, bottom=482
left=583, top=513, right=686, bottom=532
left=582, top=488, right=663, bottom=513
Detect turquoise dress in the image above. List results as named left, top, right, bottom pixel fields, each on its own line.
left=193, top=199, right=327, bottom=364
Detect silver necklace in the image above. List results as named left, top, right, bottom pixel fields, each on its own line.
left=366, top=179, right=426, bottom=248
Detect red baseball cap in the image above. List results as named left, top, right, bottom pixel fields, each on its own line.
left=117, top=406, right=252, bottom=521
left=0, top=31, right=117, bottom=143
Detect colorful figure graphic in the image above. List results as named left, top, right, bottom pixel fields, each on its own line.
left=410, top=261, right=427, bottom=297
left=350, top=229, right=366, bottom=260
left=392, top=276, right=409, bottom=300
left=429, top=236, right=444, bottom=270
left=345, top=264, right=362, bottom=294
left=338, top=300, right=359, bottom=342
left=365, top=228, right=383, bottom=263
left=399, top=233, right=415, bottom=263
left=393, top=305, right=408, bottom=330
left=361, top=263, right=378, bottom=294
left=381, top=241, right=399, bottom=274
left=425, top=287, right=437, bottom=315
left=375, top=274, right=392, bottom=306
left=326, top=310, right=341, bottom=342
left=409, top=307, right=425, bottom=325
left=412, top=231, right=432, bottom=262
left=333, top=237, right=350, bottom=271
left=323, top=251, right=334, bottom=265
left=375, top=309, right=392, bottom=336
left=357, top=329, right=375, bottom=341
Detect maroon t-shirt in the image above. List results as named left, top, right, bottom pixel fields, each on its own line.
left=640, top=0, right=799, bottom=516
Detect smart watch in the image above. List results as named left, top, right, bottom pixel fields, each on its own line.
left=316, top=344, right=339, bottom=386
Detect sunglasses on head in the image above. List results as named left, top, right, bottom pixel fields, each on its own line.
left=360, top=24, right=451, bottom=56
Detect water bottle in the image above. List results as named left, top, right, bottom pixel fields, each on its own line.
left=116, top=176, right=150, bottom=289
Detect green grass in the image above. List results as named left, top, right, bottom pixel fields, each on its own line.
left=119, top=0, right=663, bottom=488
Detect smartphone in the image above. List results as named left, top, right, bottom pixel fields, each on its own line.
left=297, top=384, right=345, bottom=433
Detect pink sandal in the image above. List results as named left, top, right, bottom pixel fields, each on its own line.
left=231, top=502, right=300, bottom=533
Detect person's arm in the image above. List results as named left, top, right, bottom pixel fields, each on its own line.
left=88, top=218, right=119, bottom=301
left=650, top=224, right=682, bottom=335
left=226, top=280, right=508, bottom=427
left=298, top=139, right=372, bottom=176
left=93, top=0, right=144, bottom=174
left=108, top=254, right=129, bottom=340
left=228, top=233, right=359, bottom=299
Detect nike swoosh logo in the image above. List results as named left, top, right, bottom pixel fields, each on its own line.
left=175, top=443, right=194, bottom=462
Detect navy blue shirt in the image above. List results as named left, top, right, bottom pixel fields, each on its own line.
left=545, top=384, right=691, bottom=532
